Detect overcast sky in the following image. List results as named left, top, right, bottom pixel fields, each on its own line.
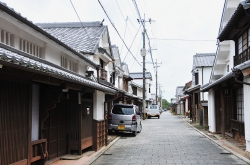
left=4, top=0, right=225, bottom=101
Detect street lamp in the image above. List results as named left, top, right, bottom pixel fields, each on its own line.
left=141, top=47, right=146, bottom=120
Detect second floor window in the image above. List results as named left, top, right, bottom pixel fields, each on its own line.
left=195, top=73, right=199, bottom=85
left=69, top=60, right=77, bottom=72
left=19, top=39, right=41, bottom=58
left=237, top=28, right=250, bottom=55
left=61, top=56, right=67, bottom=69
left=0, top=29, right=14, bottom=47
left=61, top=56, right=78, bottom=73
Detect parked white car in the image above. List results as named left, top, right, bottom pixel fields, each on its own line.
left=147, top=105, right=161, bottom=119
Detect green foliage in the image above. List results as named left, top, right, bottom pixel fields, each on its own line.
left=161, top=98, right=170, bottom=109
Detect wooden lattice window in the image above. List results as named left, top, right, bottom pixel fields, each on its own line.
left=19, top=38, right=41, bottom=57
left=0, top=29, right=14, bottom=47
left=61, top=56, right=68, bottom=69
left=236, top=88, right=244, bottom=122
left=69, top=60, right=78, bottom=72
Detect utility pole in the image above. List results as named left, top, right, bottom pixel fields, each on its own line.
left=155, top=60, right=161, bottom=105
left=141, top=29, right=146, bottom=120
left=133, top=0, right=154, bottom=120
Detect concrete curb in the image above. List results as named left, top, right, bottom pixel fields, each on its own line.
left=181, top=117, right=250, bottom=164
left=85, top=136, right=121, bottom=165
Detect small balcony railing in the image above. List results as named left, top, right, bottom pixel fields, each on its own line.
left=31, top=139, right=48, bottom=163
left=99, top=68, right=107, bottom=80
left=234, top=47, right=250, bottom=66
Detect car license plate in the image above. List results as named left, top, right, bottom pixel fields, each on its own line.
left=151, top=114, right=155, bottom=116
left=118, top=125, right=125, bottom=130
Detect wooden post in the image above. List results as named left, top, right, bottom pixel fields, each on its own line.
left=192, top=93, right=195, bottom=121
left=220, top=88, right=225, bottom=138
left=78, top=102, right=82, bottom=155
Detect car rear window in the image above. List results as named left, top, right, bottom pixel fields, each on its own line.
left=112, top=106, right=134, bottom=115
left=149, top=105, right=158, bottom=109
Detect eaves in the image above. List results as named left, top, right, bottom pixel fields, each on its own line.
left=0, top=44, right=116, bottom=94
left=0, top=3, right=98, bottom=68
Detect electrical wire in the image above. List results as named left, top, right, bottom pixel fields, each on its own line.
left=123, top=24, right=142, bottom=62
left=151, top=38, right=216, bottom=41
left=98, top=0, right=142, bottom=67
left=156, top=40, right=196, bottom=53
left=120, top=17, right=128, bottom=55
left=131, top=36, right=142, bottom=69
left=70, top=0, right=90, bottom=39
left=132, top=0, right=155, bottom=68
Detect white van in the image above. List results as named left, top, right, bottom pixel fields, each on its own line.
left=147, top=105, right=161, bottom=119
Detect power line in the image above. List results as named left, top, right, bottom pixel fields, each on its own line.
left=120, top=16, right=128, bottom=55
left=151, top=38, right=216, bottom=41
left=123, top=25, right=142, bottom=62
left=131, top=36, right=142, bottom=69
left=132, top=0, right=155, bottom=68
left=98, top=0, right=142, bottom=67
left=116, top=0, right=140, bottom=49
left=69, top=0, right=90, bottom=39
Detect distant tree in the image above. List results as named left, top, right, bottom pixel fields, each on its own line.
left=159, top=97, right=170, bottom=109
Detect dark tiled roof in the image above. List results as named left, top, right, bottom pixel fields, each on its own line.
left=193, top=53, right=215, bottom=69
left=201, top=59, right=250, bottom=92
left=0, top=2, right=97, bottom=68
left=0, top=43, right=116, bottom=94
left=218, top=4, right=244, bottom=41
left=130, top=72, right=152, bottom=79
left=112, top=45, right=124, bottom=72
left=36, top=22, right=107, bottom=54
left=185, top=84, right=201, bottom=93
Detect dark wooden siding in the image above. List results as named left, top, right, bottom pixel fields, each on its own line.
left=40, top=86, right=67, bottom=160
left=0, top=79, right=29, bottom=165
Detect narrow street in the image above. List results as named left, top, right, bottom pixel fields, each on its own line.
left=91, top=111, right=248, bottom=165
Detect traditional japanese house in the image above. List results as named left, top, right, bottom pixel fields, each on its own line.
left=185, top=53, right=215, bottom=126
left=201, top=0, right=250, bottom=158
left=0, top=3, right=117, bottom=165
left=175, top=86, right=185, bottom=115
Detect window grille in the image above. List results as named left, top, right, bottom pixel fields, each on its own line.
left=61, top=56, right=67, bottom=69
left=69, top=59, right=78, bottom=72
left=0, top=29, right=14, bottom=47
left=19, top=38, right=41, bottom=57
left=236, top=88, right=244, bottom=122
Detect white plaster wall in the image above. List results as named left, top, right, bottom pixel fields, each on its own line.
left=0, top=11, right=93, bottom=77
left=185, top=98, right=189, bottom=113
left=137, top=88, right=143, bottom=97
left=177, top=104, right=181, bottom=114
left=244, top=77, right=250, bottom=152
left=208, top=89, right=216, bottom=133
left=229, top=40, right=235, bottom=72
left=93, top=90, right=105, bottom=120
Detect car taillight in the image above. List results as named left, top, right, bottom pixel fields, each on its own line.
left=109, top=114, right=112, bottom=120
left=132, top=115, right=136, bottom=121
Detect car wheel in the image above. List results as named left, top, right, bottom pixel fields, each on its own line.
left=158, top=116, right=160, bottom=119
left=148, top=116, right=151, bottom=119
left=137, top=122, right=142, bottom=133
left=132, top=130, right=137, bottom=137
